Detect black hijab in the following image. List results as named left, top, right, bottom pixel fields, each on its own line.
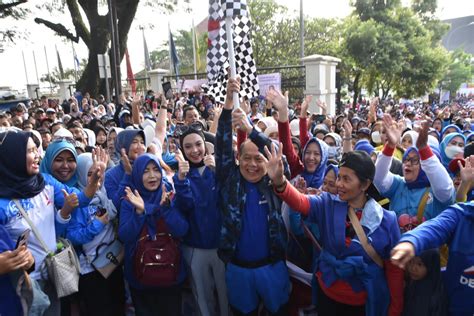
left=0, top=130, right=45, bottom=199
left=403, top=249, right=448, bottom=316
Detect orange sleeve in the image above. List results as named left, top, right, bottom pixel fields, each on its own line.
left=274, top=181, right=311, bottom=216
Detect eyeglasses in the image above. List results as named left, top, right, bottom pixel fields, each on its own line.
left=403, top=157, right=420, bottom=166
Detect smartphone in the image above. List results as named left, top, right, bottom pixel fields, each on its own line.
left=95, top=207, right=107, bottom=217
left=162, top=82, right=173, bottom=100
left=15, top=229, right=31, bottom=249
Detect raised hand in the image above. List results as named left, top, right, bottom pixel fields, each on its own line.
left=459, top=155, right=474, bottom=184
left=382, top=113, right=402, bottom=147
left=342, top=119, right=353, bottom=139
left=204, top=154, right=215, bottom=170
left=224, top=77, right=241, bottom=110
left=160, top=184, right=173, bottom=207
left=263, top=142, right=285, bottom=186
left=390, top=242, right=415, bottom=269
left=213, top=104, right=223, bottom=119
left=300, top=95, right=313, bottom=118
left=121, top=148, right=132, bottom=175
left=60, top=189, right=79, bottom=218
left=240, top=98, right=251, bottom=114
left=416, top=120, right=430, bottom=150
left=232, top=107, right=252, bottom=133
left=125, top=186, right=145, bottom=214
left=266, top=89, right=288, bottom=113
left=175, top=150, right=189, bottom=181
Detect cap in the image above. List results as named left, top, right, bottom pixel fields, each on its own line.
left=357, top=127, right=371, bottom=136
left=37, top=127, right=51, bottom=135
left=448, top=157, right=465, bottom=174
left=46, top=108, right=56, bottom=113
left=119, top=109, right=131, bottom=118
left=35, top=108, right=45, bottom=114
left=340, top=150, right=375, bottom=181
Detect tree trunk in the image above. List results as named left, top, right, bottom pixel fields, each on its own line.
left=352, top=71, right=361, bottom=110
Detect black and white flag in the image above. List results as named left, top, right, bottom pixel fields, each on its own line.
left=206, top=0, right=259, bottom=104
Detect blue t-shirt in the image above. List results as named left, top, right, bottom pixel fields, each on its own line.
left=235, top=182, right=270, bottom=262
left=382, top=174, right=454, bottom=232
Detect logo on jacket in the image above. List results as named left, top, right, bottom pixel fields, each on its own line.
left=460, top=266, right=474, bottom=288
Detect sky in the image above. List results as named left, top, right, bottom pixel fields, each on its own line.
left=0, top=0, right=473, bottom=94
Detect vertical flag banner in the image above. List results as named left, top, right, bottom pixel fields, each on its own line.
left=56, top=45, right=64, bottom=80
left=125, top=48, right=136, bottom=95
left=169, top=30, right=180, bottom=79
left=206, top=0, right=259, bottom=103
left=143, top=30, right=152, bottom=71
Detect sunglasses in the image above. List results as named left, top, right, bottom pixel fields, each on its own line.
left=173, top=122, right=203, bottom=138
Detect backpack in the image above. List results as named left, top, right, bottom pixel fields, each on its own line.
left=133, top=217, right=180, bottom=287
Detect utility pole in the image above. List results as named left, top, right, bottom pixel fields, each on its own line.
left=300, top=0, right=304, bottom=62
left=107, top=0, right=121, bottom=100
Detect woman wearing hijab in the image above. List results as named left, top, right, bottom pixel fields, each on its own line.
left=119, top=154, right=188, bottom=315
left=265, top=147, right=404, bottom=316
left=172, top=126, right=229, bottom=316
left=402, top=249, right=448, bottom=316
left=374, top=115, right=454, bottom=233
left=104, top=129, right=146, bottom=210
left=323, top=133, right=342, bottom=161
left=401, top=130, right=418, bottom=151
left=40, top=138, right=79, bottom=187
left=106, top=127, right=124, bottom=167
left=66, top=152, right=125, bottom=316
left=439, top=132, right=465, bottom=169
left=0, top=130, right=102, bottom=315
left=440, top=124, right=461, bottom=139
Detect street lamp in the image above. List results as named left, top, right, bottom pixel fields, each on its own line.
left=446, top=21, right=474, bottom=51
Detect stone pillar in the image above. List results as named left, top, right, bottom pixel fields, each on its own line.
left=26, top=84, right=39, bottom=100
left=301, top=54, right=341, bottom=116
left=149, top=69, right=170, bottom=93
left=57, top=80, right=72, bottom=101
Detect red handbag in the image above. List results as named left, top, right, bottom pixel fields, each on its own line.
left=133, top=218, right=180, bottom=287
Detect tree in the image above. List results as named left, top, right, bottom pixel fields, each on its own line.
left=440, top=49, right=474, bottom=97
left=34, top=0, right=178, bottom=96
left=40, top=58, right=86, bottom=84
left=0, top=0, right=29, bottom=51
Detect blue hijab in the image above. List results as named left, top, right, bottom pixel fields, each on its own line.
left=162, top=134, right=178, bottom=168
left=0, top=131, right=45, bottom=199
left=441, top=124, right=461, bottom=139
left=440, top=133, right=466, bottom=167
left=130, top=154, right=172, bottom=206
left=114, top=129, right=145, bottom=163
left=403, top=147, right=430, bottom=190
left=301, top=137, right=328, bottom=189
left=40, top=139, right=78, bottom=187
left=325, top=163, right=339, bottom=178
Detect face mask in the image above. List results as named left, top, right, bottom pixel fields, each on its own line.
left=445, top=145, right=464, bottom=159
left=371, top=131, right=382, bottom=144
left=327, top=146, right=338, bottom=158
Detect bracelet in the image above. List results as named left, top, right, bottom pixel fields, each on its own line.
left=343, top=137, right=352, bottom=141
left=159, top=105, right=168, bottom=110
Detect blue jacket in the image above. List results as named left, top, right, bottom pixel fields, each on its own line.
left=400, top=202, right=474, bottom=315
left=216, top=109, right=287, bottom=263
left=173, top=167, right=221, bottom=249
left=118, top=199, right=189, bottom=290
left=104, top=163, right=130, bottom=211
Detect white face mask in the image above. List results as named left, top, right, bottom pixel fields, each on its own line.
left=445, top=145, right=464, bottom=159
left=327, top=146, right=338, bottom=158
left=371, top=131, right=382, bottom=144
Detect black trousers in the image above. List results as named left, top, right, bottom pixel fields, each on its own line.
left=78, top=268, right=125, bottom=316
left=316, top=286, right=365, bottom=316
left=130, top=284, right=182, bottom=316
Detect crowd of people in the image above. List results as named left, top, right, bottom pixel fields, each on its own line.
left=0, top=80, right=473, bottom=316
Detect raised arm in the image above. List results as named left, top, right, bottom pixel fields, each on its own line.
left=417, top=121, right=454, bottom=204
left=155, top=95, right=169, bottom=146
left=456, top=156, right=474, bottom=202
left=299, top=95, right=312, bottom=148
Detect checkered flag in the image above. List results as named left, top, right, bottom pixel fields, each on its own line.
left=205, top=0, right=259, bottom=103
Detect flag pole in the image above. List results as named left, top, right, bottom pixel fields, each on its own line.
left=225, top=17, right=240, bottom=109
left=168, top=22, right=173, bottom=77
left=44, top=46, right=53, bottom=94
left=32, top=51, right=40, bottom=84
left=192, top=18, right=197, bottom=80
left=22, top=50, right=29, bottom=85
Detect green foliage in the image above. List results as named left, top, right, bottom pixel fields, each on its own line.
left=441, top=49, right=473, bottom=96
left=40, top=58, right=86, bottom=84
left=0, top=0, right=30, bottom=47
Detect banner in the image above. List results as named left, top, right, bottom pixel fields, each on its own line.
left=257, top=73, right=281, bottom=96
